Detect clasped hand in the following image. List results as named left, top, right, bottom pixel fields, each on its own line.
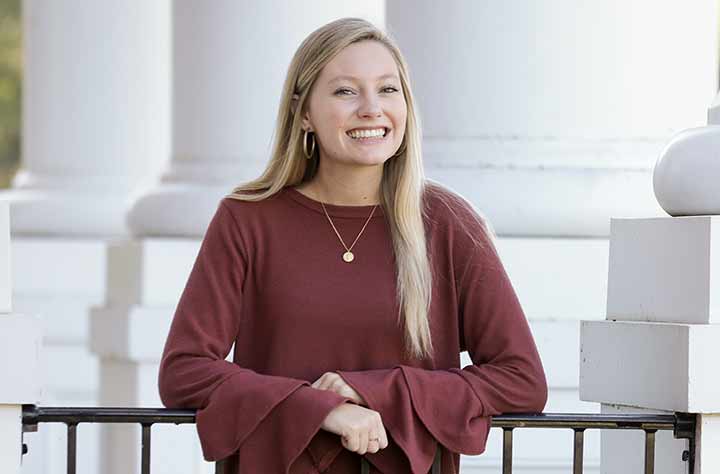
left=311, top=372, right=389, bottom=455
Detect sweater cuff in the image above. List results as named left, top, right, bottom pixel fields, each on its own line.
left=195, top=372, right=307, bottom=461
left=236, top=384, right=352, bottom=473
left=337, top=368, right=438, bottom=474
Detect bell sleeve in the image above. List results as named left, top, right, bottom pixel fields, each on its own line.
left=157, top=200, right=352, bottom=473
left=336, top=197, right=548, bottom=474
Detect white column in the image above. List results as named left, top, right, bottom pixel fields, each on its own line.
left=96, top=3, right=385, bottom=473
left=2, top=2, right=171, bottom=474
left=386, top=0, right=718, bottom=238
left=387, top=2, right=718, bottom=472
left=4, top=0, right=170, bottom=238
left=0, top=201, right=43, bottom=474
left=127, top=0, right=385, bottom=237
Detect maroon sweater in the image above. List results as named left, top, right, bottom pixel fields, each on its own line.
left=157, top=183, right=547, bottom=474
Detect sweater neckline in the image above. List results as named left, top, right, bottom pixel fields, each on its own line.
left=283, top=186, right=386, bottom=219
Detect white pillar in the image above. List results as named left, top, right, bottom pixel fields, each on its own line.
left=0, top=201, right=43, bottom=474
left=386, top=2, right=718, bottom=472
left=96, top=3, right=385, bottom=473
left=4, top=0, right=170, bottom=238
left=127, top=0, right=385, bottom=237
left=2, top=2, right=171, bottom=474
left=386, top=0, right=718, bottom=238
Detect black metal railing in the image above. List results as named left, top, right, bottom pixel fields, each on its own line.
left=21, top=405, right=696, bottom=474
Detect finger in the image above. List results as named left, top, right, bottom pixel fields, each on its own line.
left=367, top=438, right=380, bottom=454
left=323, top=373, right=340, bottom=390
left=378, top=427, right=389, bottom=449
left=366, top=427, right=380, bottom=453
left=316, top=374, right=332, bottom=390
left=377, top=420, right=389, bottom=449
left=358, top=428, right=369, bottom=455
left=330, top=379, right=347, bottom=395
left=343, top=432, right=358, bottom=453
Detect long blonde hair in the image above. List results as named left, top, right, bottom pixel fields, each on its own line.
left=227, top=18, right=446, bottom=360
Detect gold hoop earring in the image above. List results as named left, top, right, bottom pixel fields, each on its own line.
left=303, top=129, right=316, bottom=159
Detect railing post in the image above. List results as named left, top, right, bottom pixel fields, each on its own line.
left=0, top=200, right=43, bottom=474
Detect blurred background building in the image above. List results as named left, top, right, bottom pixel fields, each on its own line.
left=1, top=0, right=718, bottom=473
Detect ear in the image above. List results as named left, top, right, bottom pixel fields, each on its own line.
left=301, top=112, right=313, bottom=132
left=292, top=94, right=313, bottom=132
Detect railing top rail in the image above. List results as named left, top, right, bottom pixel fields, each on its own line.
left=22, top=406, right=197, bottom=425
left=22, top=405, right=689, bottom=432
left=492, top=412, right=678, bottom=430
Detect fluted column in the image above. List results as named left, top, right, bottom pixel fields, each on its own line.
left=127, top=1, right=385, bottom=237
left=3, top=0, right=170, bottom=237
left=387, top=0, right=718, bottom=237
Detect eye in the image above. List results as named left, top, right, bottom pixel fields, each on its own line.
left=334, top=86, right=399, bottom=96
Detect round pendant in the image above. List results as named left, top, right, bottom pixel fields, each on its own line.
left=342, top=251, right=354, bottom=263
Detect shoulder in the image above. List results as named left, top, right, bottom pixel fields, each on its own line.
left=422, top=179, right=495, bottom=240
left=217, top=187, right=285, bottom=222
left=422, top=182, right=503, bottom=283
left=202, top=189, right=281, bottom=241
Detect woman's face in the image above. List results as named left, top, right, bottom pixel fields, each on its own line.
left=302, top=40, right=407, bottom=168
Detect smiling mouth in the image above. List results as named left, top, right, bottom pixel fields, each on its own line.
left=345, top=127, right=389, bottom=139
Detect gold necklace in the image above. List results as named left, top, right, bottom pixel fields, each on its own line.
left=320, top=201, right=377, bottom=263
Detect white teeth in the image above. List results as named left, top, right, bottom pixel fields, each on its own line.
left=347, top=128, right=386, bottom=139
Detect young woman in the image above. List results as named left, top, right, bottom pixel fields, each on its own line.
left=158, top=17, right=547, bottom=474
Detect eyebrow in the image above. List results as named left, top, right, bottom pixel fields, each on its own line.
left=328, top=74, right=400, bottom=84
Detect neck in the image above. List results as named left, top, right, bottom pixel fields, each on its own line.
left=297, top=164, right=383, bottom=206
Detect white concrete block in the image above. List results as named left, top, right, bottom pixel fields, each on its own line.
left=105, top=239, right=200, bottom=307
left=0, top=201, right=10, bottom=313
left=580, top=320, right=720, bottom=412
left=10, top=237, right=108, bottom=474
left=11, top=238, right=107, bottom=297
left=0, top=315, right=43, bottom=404
left=607, top=216, right=720, bottom=324
left=13, top=295, right=97, bottom=345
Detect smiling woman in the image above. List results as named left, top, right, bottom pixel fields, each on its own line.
left=158, top=16, right=547, bottom=474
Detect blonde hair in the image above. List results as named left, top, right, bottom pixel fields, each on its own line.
left=226, top=17, right=480, bottom=360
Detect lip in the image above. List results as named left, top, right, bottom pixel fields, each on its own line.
left=346, top=126, right=391, bottom=132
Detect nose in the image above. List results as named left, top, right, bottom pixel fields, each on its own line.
left=357, top=92, right=382, bottom=118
